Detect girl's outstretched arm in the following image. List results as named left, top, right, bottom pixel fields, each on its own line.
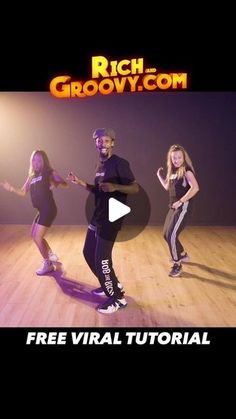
left=0, top=178, right=30, bottom=196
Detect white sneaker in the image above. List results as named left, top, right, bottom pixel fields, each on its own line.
left=170, top=252, right=190, bottom=263
left=48, top=250, right=59, bottom=262
left=36, top=260, right=54, bottom=275
left=97, top=297, right=128, bottom=314
left=181, top=252, right=190, bottom=263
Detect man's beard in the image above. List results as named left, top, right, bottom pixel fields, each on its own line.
left=99, top=148, right=109, bottom=159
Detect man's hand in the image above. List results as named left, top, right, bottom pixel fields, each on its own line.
left=67, top=172, right=87, bottom=188
left=99, top=182, right=117, bottom=193
left=67, top=172, right=80, bottom=184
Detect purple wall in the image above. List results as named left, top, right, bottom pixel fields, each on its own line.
left=0, top=92, right=235, bottom=225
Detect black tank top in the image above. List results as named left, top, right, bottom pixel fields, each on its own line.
left=168, top=166, right=193, bottom=206
left=30, top=169, right=56, bottom=209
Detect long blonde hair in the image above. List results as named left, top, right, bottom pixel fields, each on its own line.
left=28, top=150, right=53, bottom=178
left=166, top=144, right=195, bottom=183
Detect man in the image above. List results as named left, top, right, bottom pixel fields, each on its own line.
left=67, top=128, right=139, bottom=314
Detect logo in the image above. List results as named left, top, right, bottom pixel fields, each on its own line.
left=50, top=55, right=188, bottom=98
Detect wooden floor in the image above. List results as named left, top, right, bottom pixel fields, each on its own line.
left=0, top=225, right=235, bottom=327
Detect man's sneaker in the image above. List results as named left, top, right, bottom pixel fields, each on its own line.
left=96, top=297, right=128, bottom=314
left=36, top=260, right=54, bottom=275
left=48, top=250, right=59, bottom=262
left=170, top=253, right=190, bottom=263
left=169, top=263, right=182, bottom=277
left=92, top=282, right=124, bottom=296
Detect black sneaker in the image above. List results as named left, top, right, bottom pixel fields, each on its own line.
left=91, top=282, right=124, bottom=296
left=96, top=296, right=128, bottom=314
left=169, top=263, right=182, bottom=277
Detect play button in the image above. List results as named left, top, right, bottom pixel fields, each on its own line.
left=109, top=198, right=131, bottom=222
left=85, top=184, right=151, bottom=242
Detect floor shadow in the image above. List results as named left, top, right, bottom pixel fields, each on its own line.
left=185, top=262, right=236, bottom=280
left=181, top=261, right=236, bottom=291
left=45, top=262, right=137, bottom=311
left=47, top=262, right=106, bottom=305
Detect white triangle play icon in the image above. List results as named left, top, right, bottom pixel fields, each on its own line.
left=109, top=198, right=131, bottom=222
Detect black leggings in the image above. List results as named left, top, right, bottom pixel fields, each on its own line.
left=83, top=225, right=124, bottom=299
left=163, top=202, right=191, bottom=262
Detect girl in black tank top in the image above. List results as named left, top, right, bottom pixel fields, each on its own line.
left=157, top=144, right=199, bottom=278
left=0, top=150, right=68, bottom=275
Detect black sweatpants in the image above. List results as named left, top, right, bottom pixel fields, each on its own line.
left=83, top=224, right=124, bottom=299
left=163, top=201, right=191, bottom=262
